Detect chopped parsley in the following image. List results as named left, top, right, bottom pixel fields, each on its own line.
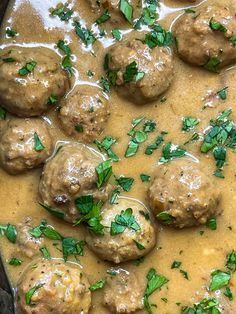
left=204, top=56, right=221, bottom=73
left=74, top=123, right=84, bottom=133
left=226, top=250, right=236, bottom=272
left=145, top=131, right=167, bottom=155
left=18, top=61, right=37, bottom=76
left=182, top=117, right=199, bottom=132
left=206, top=217, right=217, bottom=230
left=171, top=261, right=182, bottom=269
left=47, top=94, right=58, bottom=105
left=95, top=136, right=119, bottom=161
left=74, top=21, right=96, bottom=46
left=123, top=61, right=145, bottom=83
left=112, top=28, right=122, bottom=41
left=75, top=195, right=105, bottom=235
left=34, top=132, right=45, bottom=152
left=39, top=203, right=65, bottom=220
left=8, top=257, right=22, bottom=266
left=50, top=3, right=73, bottom=21
left=57, top=39, right=71, bottom=56
left=134, top=0, right=158, bottom=29
left=181, top=298, right=221, bottom=314
left=40, top=247, right=51, bottom=260
left=89, top=279, right=106, bottom=291
left=62, top=55, right=73, bottom=76
left=96, top=10, right=111, bottom=24
left=159, top=142, right=187, bottom=164
left=140, top=174, right=151, bottom=182
left=25, top=284, right=45, bottom=305
left=133, top=240, right=145, bottom=250
left=95, top=159, right=112, bottom=188
left=184, top=133, right=200, bottom=145
left=156, top=211, right=175, bottom=225
left=144, top=268, right=169, bottom=314
left=145, top=24, right=174, bottom=49
left=209, top=18, right=227, bottom=33
left=6, top=28, right=17, bottom=37
left=62, top=237, right=85, bottom=262
left=110, top=208, right=140, bottom=235
left=217, top=86, right=228, bottom=100
left=119, top=0, right=133, bottom=23
left=0, top=107, right=7, bottom=120
left=115, top=176, right=134, bottom=192
left=224, top=287, right=233, bottom=301
left=209, top=270, right=231, bottom=291
left=0, top=224, right=17, bottom=243
left=200, top=109, right=236, bottom=177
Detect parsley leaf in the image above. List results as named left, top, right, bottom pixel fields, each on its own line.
left=159, top=142, right=187, bottom=163
left=204, top=56, right=221, bottom=73
left=156, top=211, right=175, bottom=225
left=140, top=174, right=151, bottom=182
left=50, top=3, right=73, bottom=21
left=209, top=18, right=227, bottom=33
left=145, top=24, right=174, bottom=48
left=119, top=0, right=133, bottom=23
left=25, top=284, right=45, bottom=305
left=206, top=217, right=217, bottom=230
left=62, top=237, right=85, bottom=262
left=110, top=208, right=140, bottom=235
left=209, top=270, right=231, bottom=291
left=115, top=176, right=134, bottom=192
left=95, top=160, right=112, bottom=188
left=89, top=279, right=106, bottom=291
left=217, top=87, right=228, bottom=100
left=182, top=117, right=199, bottom=132
left=34, top=132, right=45, bottom=152
left=96, top=10, right=111, bottom=24
left=18, top=61, right=37, bottom=76
left=74, top=21, right=96, bottom=46
left=9, top=257, right=22, bottom=266
left=95, top=136, right=119, bottom=161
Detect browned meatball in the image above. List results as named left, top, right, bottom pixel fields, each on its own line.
left=147, top=160, right=222, bottom=228
left=0, top=47, right=70, bottom=117
left=39, top=143, right=111, bottom=223
left=0, top=118, right=53, bottom=175
left=16, top=218, right=44, bottom=258
left=107, top=38, right=174, bottom=104
left=89, top=0, right=120, bottom=10
left=173, top=3, right=236, bottom=70
left=17, top=259, right=91, bottom=314
left=58, top=86, right=110, bottom=143
left=104, top=268, right=144, bottom=313
left=86, top=197, right=156, bottom=263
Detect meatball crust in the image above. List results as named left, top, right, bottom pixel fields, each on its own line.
left=104, top=268, right=144, bottom=313
left=147, top=160, right=222, bottom=228
left=58, top=86, right=110, bottom=143
left=17, top=218, right=44, bottom=258
left=86, top=197, right=156, bottom=263
left=0, top=47, right=70, bottom=117
left=173, top=3, right=236, bottom=69
left=17, top=259, right=91, bottom=314
left=39, top=143, right=111, bottom=223
left=107, top=38, right=174, bottom=104
left=0, top=118, right=53, bottom=175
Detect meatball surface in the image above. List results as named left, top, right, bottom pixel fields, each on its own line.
left=0, top=118, right=53, bottom=175
left=0, top=47, right=70, bottom=117
left=39, top=143, right=111, bottom=223
left=148, top=160, right=222, bottom=228
left=86, top=197, right=156, bottom=263
left=107, top=38, right=174, bottom=104
left=58, top=86, right=110, bottom=143
left=104, top=268, right=144, bottom=313
left=17, top=259, right=91, bottom=314
left=173, top=3, right=236, bottom=69
left=17, top=218, right=44, bottom=258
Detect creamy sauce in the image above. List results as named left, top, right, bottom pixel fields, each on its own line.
left=0, top=0, right=236, bottom=313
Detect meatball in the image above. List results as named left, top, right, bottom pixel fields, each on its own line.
left=0, top=47, right=70, bottom=117
left=17, top=259, right=91, bottom=314
left=107, top=38, right=174, bottom=104
left=17, top=218, right=44, bottom=258
left=58, top=86, right=110, bottom=143
left=104, top=268, right=144, bottom=313
left=147, top=160, right=222, bottom=228
left=86, top=197, right=156, bottom=263
left=173, top=3, right=236, bottom=70
left=39, top=143, right=111, bottom=223
left=0, top=118, right=53, bottom=175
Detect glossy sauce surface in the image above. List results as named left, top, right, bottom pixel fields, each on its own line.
left=1, top=0, right=236, bottom=313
